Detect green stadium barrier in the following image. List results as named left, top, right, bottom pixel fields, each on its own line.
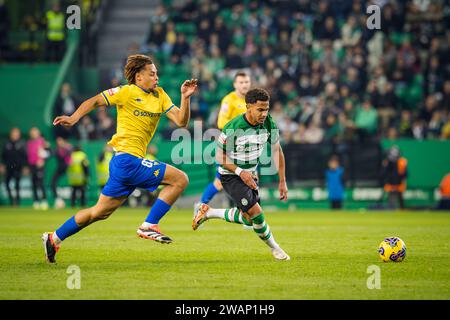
left=381, top=139, right=450, bottom=188
left=1, top=139, right=449, bottom=208
left=259, top=186, right=440, bottom=209
left=0, top=63, right=59, bottom=136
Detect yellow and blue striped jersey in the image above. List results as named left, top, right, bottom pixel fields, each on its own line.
left=217, top=91, right=246, bottom=129
left=101, top=84, right=174, bottom=158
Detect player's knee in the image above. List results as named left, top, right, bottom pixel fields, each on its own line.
left=213, top=179, right=223, bottom=191
left=176, top=171, right=189, bottom=190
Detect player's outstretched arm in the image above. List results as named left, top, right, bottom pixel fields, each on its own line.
left=53, top=94, right=106, bottom=127
left=166, top=79, right=198, bottom=128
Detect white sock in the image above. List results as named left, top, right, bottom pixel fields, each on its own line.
left=141, top=222, right=157, bottom=228
left=206, top=208, right=227, bottom=219
left=264, top=234, right=279, bottom=249
left=52, top=232, right=62, bottom=246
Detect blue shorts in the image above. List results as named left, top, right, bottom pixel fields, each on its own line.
left=101, top=153, right=167, bottom=198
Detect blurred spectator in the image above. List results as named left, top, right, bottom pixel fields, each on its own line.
left=54, top=83, right=79, bottom=139
left=323, top=113, right=340, bottom=142
left=381, top=146, right=408, bottom=209
left=162, top=21, right=177, bottom=55
left=0, top=0, right=10, bottom=61
left=77, top=116, right=96, bottom=141
left=303, top=122, right=324, bottom=144
left=1, top=128, right=27, bottom=206
left=67, top=145, right=90, bottom=208
left=355, top=99, right=378, bottom=142
left=427, top=110, right=444, bottom=139
left=341, top=15, right=361, bottom=47
left=96, top=145, right=113, bottom=190
left=278, top=116, right=299, bottom=137
left=27, top=127, right=50, bottom=210
left=441, top=81, right=450, bottom=113
left=376, top=81, right=397, bottom=132
left=292, top=123, right=306, bottom=144
left=397, top=110, right=413, bottom=138
left=45, top=2, right=66, bottom=62
left=171, top=33, right=190, bottom=62
left=51, top=137, right=72, bottom=209
left=441, top=117, right=450, bottom=140
left=145, top=22, right=166, bottom=54
left=225, top=44, right=244, bottom=69
left=411, top=119, right=426, bottom=139
left=386, top=127, right=399, bottom=140
left=317, top=16, right=340, bottom=41
left=95, top=108, right=115, bottom=140
left=437, top=173, right=450, bottom=210
left=418, top=95, right=438, bottom=124
left=424, top=55, right=444, bottom=96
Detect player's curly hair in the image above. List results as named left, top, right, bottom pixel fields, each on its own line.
left=124, top=54, right=153, bottom=84
left=245, top=88, right=270, bottom=104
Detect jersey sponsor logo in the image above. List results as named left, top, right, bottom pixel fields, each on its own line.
left=236, top=144, right=263, bottom=152
left=133, top=110, right=161, bottom=118
left=235, top=132, right=269, bottom=145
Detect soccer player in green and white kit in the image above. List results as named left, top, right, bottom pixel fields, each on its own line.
left=192, top=88, right=290, bottom=260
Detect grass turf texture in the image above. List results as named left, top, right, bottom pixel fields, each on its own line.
left=0, top=208, right=449, bottom=299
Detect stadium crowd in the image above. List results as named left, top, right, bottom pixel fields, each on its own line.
left=2, top=0, right=449, bottom=145
left=120, top=0, right=450, bottom=145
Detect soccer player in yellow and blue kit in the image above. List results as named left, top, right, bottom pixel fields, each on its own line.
left=42, top=54, right=198, bottom=263
left=196, top=72, right=251, bottom=210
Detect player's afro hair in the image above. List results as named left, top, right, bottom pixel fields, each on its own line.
left=124, top=54, right=153, bottom=84
left=245, top=88, right=270, bottom=104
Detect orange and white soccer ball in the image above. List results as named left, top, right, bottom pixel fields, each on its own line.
left=378, top=237, right=407, bottom=262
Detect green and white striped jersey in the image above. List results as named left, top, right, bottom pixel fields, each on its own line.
left=217, top=113, right=279, bottom=175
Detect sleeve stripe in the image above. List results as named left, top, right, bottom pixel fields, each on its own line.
left=163, top=104, right=175, bottom=114
left=101, top=92, right=110, bottom=106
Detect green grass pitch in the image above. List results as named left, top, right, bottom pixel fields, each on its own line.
left=0, top=207, right=449, bottom=299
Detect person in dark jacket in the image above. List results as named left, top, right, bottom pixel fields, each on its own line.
left=381, top=146, right=408, bottom=209
left=1, top=128, right=27, bottom=206
left=51, top=137, right=73, bottom=209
